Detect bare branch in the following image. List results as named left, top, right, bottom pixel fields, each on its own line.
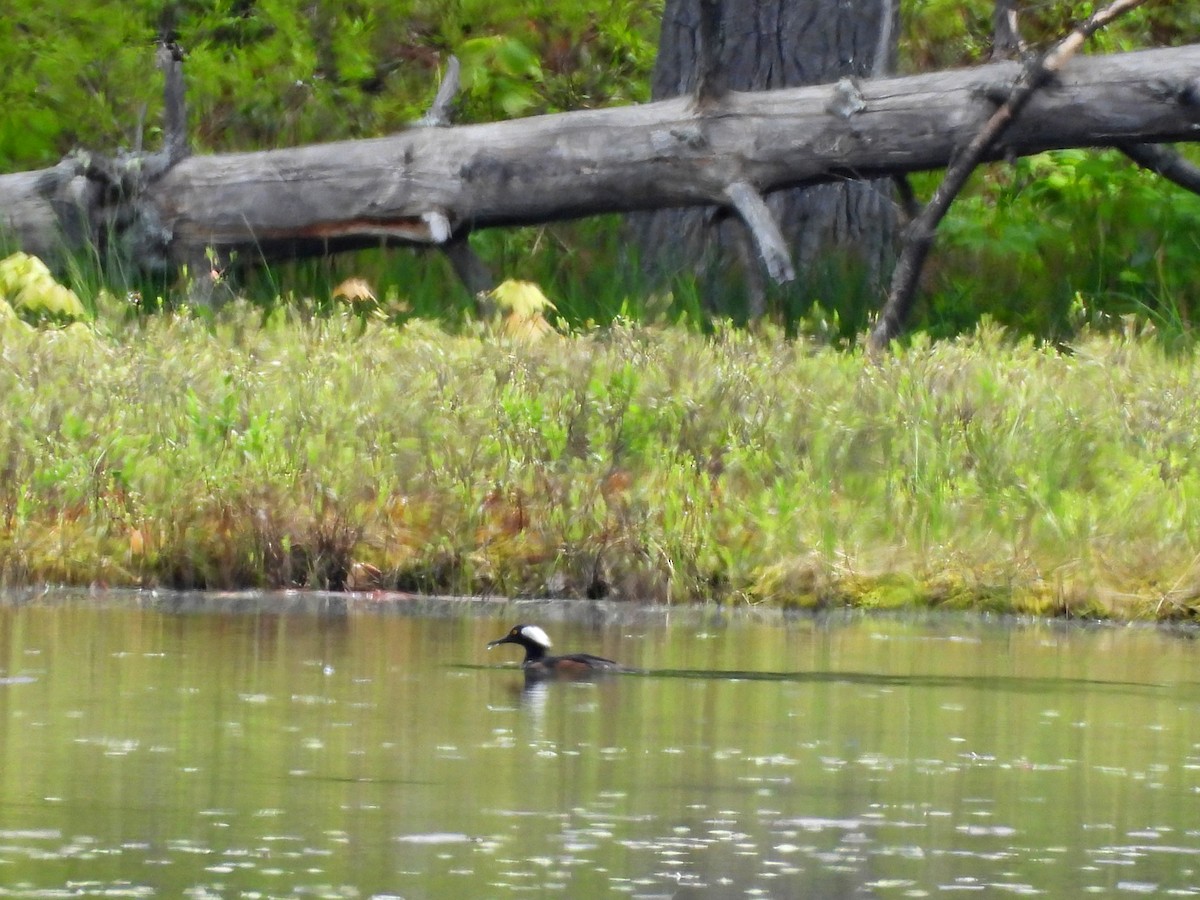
left=872, top=0, right=897, bottom=78
left=868, top=0, right=1150, bottom=353
left=892, top=174, right=922, bottom=223
left=413, top=55, right=494, bottom=297
left=1119, top=142, right=1200, bottom=196
left=444, top=236, right=495, bottom=305
left=725, top=181, right=796, bottom=284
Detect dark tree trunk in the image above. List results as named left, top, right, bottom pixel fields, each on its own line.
left=633, top=0, right=900, bottom=318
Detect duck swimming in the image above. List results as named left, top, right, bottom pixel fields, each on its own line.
left=487, top=624, right=620, bottom=679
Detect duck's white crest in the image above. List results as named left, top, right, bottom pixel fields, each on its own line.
left=519, top=625, right=552, bottom=648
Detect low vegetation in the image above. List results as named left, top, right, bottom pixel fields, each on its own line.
left=2, top=297, right=1198, bottom=620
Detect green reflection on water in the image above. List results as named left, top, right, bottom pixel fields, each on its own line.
left=0, top=601, right=1198, bottom=897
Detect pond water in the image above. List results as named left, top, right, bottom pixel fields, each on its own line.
left=0, top=593, right=1198, bottom=898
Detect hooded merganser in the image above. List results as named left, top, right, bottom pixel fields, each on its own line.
left=487, top=624, right=620, bottom=679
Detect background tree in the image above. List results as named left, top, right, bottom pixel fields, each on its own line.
left=632, top=0, right=900, bottom=319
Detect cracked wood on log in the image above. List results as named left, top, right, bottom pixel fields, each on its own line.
left=1, top=44, right=1198, bottom=272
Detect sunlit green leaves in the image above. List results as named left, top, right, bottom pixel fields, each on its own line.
left=0, top=0, right=664, bottom=163
left=932, top=149, right=1200, bottom=340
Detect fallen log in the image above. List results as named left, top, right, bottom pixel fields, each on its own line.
left=2, top=43, right=1198, bottom=284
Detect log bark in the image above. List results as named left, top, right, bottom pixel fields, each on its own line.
left=2, top=44, right=1199, bottom=276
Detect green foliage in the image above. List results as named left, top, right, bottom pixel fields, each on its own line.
left=0, top=0, right=663, bottom=164
left=457, top=34, right=544, bottom=118
left=922, top=149, right=1200, bottom=342
left=900, top=0, right=1200, bottom=70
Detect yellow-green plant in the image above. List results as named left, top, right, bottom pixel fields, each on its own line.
left=0, top=252, right=87, bottom=324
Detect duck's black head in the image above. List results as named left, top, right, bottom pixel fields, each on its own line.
left=487, top=624, right=552, bottom=665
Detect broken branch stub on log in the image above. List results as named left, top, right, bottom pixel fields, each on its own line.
left=0, top=44, right=1198, bottom=291
left=724, top=181, right=795, bottom=284
left=419, top=55, right=462, bottom=128
left=416, top=55, right=496, bottom=303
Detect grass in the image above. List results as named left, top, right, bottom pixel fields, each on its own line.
left=2, top=294, right=1200, bottom=622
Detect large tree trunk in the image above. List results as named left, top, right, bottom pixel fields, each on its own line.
left=633, top=0, right=900, bottom=316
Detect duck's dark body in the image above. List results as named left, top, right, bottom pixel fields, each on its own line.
left=488, top=624, right=620, bottom=680
left=523, top=651, right=622, bottom=679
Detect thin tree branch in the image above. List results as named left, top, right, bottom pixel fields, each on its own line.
left=444, top=236, right=495, bottom=300
left=1118, top=143, right=1200, bottom=196
left=892, top=174, right=922, bottom=223
left=868, top=0, right=1149, bottom=353
left=415, top=55, right=495, bottom=297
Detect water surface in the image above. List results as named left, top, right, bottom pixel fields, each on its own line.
left=0, top=593, right=1198, bottom=897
